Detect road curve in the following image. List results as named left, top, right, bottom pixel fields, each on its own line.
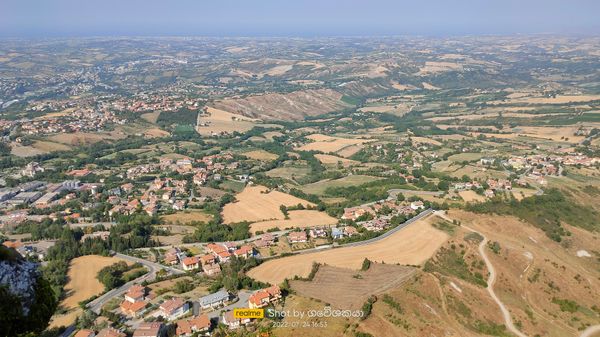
left=463, top=224, right=529, bottom=337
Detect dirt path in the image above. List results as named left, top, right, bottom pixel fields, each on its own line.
left=462, top=224, right=529, bottom=337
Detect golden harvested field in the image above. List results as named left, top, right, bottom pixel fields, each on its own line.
left=161, top=210, right=213, bottom=224
left=314, top=153, right=359, bottom=166
left=11, top=144, right=46, bottom=157
left=471, top=125, right=585, bottom=143
left=411, top=136, right=442, bottom=146
left=242, top=149, right=278, bottom=161
left=247, top=214, right=447, bottom=284
left=50, top=255, right=127, bottom=327
left=272, top=295, right=352, bottom=337
left=196, top=106, right=258, bottom=136
left=291, top=264, right=415, bottom=309
left=295, top=133, right=374, bottom=153
left=458, top=190, right=486, bottom=202
left=48, top=131, right=126, bottom=145
left=301, top=175, right=382, bottom=195
left=141, top=111, right=161, bottom=123
left=144, top=128, right=170, bottom=138
left=249, top=210, right=337, bottom=234
left=32, top=140, right=72, bottom=152
left=222, top=185, right=314, bottom=224
left=489, top=94, right=600, bottom=105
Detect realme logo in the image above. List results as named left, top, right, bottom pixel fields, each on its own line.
left=234, top=308, right=264, bottom=318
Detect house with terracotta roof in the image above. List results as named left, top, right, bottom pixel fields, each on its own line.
left=133, top=322, right=163, bottom=337
left=120, top=300, right=147, bottom=318
left=124, top=284, right=146, bottom=303
left=181, top=256, right=200, bottom=271
left=222, top=310, right=251, bottom=329
left=96, top=327, right=126, bottom=337
left=159, top=297, right=190, bottom=321
left=176, top=314, right=211, bottom=336
left=248, top=285, right=282, bottom=309
left=74, top=329, right=95, bottom=337
left=344, top=226, right=359, bottom=237
left=206, top=243, right=227, bottom=255
left=233, top=245, right=253, bottom=259
left=287, top=231, right=307, bottom=243
left=200, top=254, right=215, bottom=265
left=216, top=250, right=232, bottom=263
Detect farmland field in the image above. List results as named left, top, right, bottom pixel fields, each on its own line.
left=249, top=209, right=337, bottom=234
left=49, top=255, right=128, bottom=328
left=300, top=175, right=382, bottom=195
left=222, top=185, right=314, bottom=224
left=295, top=133, right=374, bottom=153
left=161, top=210, right=213, bottom=224
left=291, top=264, right=415, bottom=309
left=247, top=214, right=447, bottom=284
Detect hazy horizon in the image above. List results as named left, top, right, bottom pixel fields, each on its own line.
left=1, top=0, right=599, bottom=38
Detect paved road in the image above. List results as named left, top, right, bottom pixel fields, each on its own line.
left=284, top=208, right=433, bottom=257
left=86, top=253, right=185, bottom=314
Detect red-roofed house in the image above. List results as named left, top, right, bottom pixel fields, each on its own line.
left=74, top=330, right=95, bottom=337
left=248, top=285, right=282, bottom=309
left=160, top=297, right=190, bottom=321
left=233, top=245, right=253, bottom=259
left=133, top=322, right=163, bottom=337
left=287, top=231, right=307, bottom=243
left=176, top=314, right=211, bottom=336
left=181, top=256, right=200, bottom=271
left=121, top=300, right=147, bottom=318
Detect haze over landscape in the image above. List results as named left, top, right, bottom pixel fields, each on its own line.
left=1, top=2, right=600, bottom=337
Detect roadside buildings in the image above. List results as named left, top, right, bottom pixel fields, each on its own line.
left=120, top=300, right=147, bottom=318
left=248, top=285, right=282, bottom=309
left=222, top=310, right=251, bottom=330
left=199, top=290, right=230, bottom=310
left=133, top=322, right=164, bottom=337
left=175, top=315, right=211, bottom=336
left=124, top=284, right=147, bottom=303
left=181, top=256, right=200, bottom=271
left=287, top=231, right=307, bottom=243
left=74, top=330, right=95, bottom=337
left=159, top=297, right=190, bottom=321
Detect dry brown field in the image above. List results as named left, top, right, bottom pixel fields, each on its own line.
left=222, top=185, right=314, bottom=224
left=196, top=106, right=258, bottom=136
left=162, top=210, right=213, bottom=224
left=458, top=190, right=486, bottom=202
left=247, top=214, right=447, bottom=284
left=314, top=154, right=359, bottom=166
left=50, top=255, right=127, bottom=327
left=291, top=264, right=415, bottom=309
left=295, top=133, right=374, bottom=153
left=242, top=149, right=278, bottom=161
left=249, top=210, right=337, bottom=234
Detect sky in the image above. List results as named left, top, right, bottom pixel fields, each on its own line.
left=1, top=0, right=599, bottom=38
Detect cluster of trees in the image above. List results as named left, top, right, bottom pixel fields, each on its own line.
left=97, top=261, right=146, bottom=291
left=208, top=256, right=266, bottom=292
